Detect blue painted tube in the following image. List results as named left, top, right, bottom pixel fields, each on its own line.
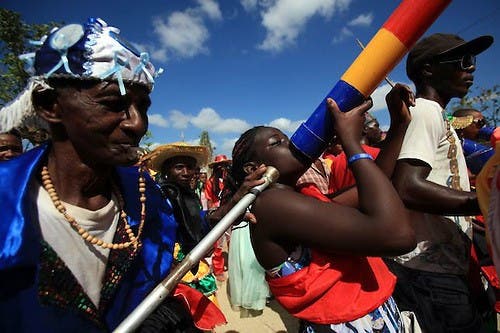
left=290, top=80, right=365, bottom=160
left=462, top=138, right=494, bottom=175
left=478, top=126, right=495, bottom=142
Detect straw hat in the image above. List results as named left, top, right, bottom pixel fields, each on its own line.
left=208, top=154, right=232, bottom=168
left=147, top=142, right=209, bottom=172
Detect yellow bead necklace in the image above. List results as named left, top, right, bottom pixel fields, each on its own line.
left=40, top=165, right=147, bottom=250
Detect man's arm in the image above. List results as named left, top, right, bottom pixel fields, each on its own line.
left=392, top=158, right=480, bottom=216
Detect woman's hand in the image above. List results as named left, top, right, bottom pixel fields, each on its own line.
left=385, top=83, right=414, bottom=128
left=327, top=97, right=373, bottom=153
left=208, top=164, right=267, bottom=225
left=235, top=164, right=267, bottom=223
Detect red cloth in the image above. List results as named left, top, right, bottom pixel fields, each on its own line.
left=204, top=177, right=224, bottom=208
left=212, top=242, right=225, bottom=276
left=173, top=284, right=227, bottom=330
left=266, top=251, right=396, bottom=324
left=325, top=145, right=380, bottom=195
left=491, top=127, right=500, bottom=146
left=265, top=187, right=396, bottom=324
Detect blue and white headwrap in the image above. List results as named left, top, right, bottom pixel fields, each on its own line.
left=0, top=17, right=162, bottom=132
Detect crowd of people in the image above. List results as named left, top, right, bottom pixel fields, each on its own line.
left=0, top=15, right=498, bottom=333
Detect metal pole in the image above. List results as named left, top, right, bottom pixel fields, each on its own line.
left=113, top=166, right=280, bottom=333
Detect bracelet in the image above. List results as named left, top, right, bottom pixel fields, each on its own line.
left=347, top=153, right=373, bottom=166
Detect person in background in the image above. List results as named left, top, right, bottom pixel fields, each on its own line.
left=147, top=142, right=220, bottom=308
left=295, top=158, right=330, bottom=196
left=388, top=33, right=494, bottom=333
left=205, top=154, right=232, bottom=281
left=361, top=112, right=384, bottom=148
left=452, top=108, right=500, bottom=325
left=205, top=155, right=232, bottom=209
left=193, top=166, right=209, bottom=210
left=452, top=108, right=489, bottom=141
left=0, top=129, right=23, bottom=161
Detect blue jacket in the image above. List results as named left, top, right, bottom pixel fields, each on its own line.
left=0, top=144, right=177, bottom=332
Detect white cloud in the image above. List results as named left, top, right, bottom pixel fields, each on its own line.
left=258, top=0, right=352, bottom=52
left=169, top=110, right=191, bottom=129
left=240, top=0, right=275, bottom=12
left=267, top=117, right=303, bottom=133
left=240, top=0, right=259, bottom=11
left=347, top=13, right=373, bottom=27
left=196, top=0, right=223, bottom=20
left=152, top=0, right=223, bottom=60
left=332, top=26, right=353, bottom=44
left=150, top=48, right=168, bottom=62
left=220, top=137, right=239, bottom=156
left=369, top=81, right=415, bottom=113
left=191, top=108, right=251, bottom=133
left=153, top=13, right=209, bottom=58
left=370, top=83, right=393, bottom=113
left=148, top=113, right=169, bottom=127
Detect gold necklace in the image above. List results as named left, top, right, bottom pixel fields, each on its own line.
left=444, top=116, right=462, bottom=190
left=445, top=115, right=472, bottom=224
left=41, top=166, right=147, bottom=250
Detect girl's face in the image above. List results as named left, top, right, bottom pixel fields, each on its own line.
left=251, top=127, right=305, bottom=184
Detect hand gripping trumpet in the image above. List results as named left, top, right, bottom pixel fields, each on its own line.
left=113, top=166, right=280, bottom=333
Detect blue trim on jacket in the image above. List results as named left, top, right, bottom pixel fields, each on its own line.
left=0, top=144, right=177, bottom=332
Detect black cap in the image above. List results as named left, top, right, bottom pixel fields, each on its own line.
left=406, top=33, right=493, bottom=81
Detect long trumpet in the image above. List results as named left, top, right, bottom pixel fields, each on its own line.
left=113, top=166, right=280, bottom=333
left=290, top=0, right=451, bottom=160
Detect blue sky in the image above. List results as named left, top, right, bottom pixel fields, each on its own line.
left=4, top=0, right=499, bottom=158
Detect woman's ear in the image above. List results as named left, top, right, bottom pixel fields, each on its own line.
left=32, top=87, right=62, bottom=124
left=243, top=162, right=258, bottom=175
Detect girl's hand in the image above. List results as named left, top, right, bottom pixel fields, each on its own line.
left=327, top=97, right=373, bottom=150
left=385, top=83, right=414, bottom=127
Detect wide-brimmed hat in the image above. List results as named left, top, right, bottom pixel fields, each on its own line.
left=406, top=33, right=493, bottom=81
left=208, top=154, right=231, bottom=168
left=147, top=142, right=209, bottom=172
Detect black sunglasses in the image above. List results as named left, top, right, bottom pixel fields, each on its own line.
left=438, top=54, right=476, bottom=71
left=472, top=118, right=487, bottom=128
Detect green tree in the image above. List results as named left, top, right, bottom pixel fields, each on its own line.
left=0, top=9, right=60, bottom=143
left=139, top=130, right=155, bottom=152
left=0, top=9, right=59, bottom=105
left=199, top=130, right=214, bottom=162
left=450, top=84, right=499, bottom=127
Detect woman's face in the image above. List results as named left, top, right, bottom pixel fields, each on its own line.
left=251, top=127, right=304, bottom=184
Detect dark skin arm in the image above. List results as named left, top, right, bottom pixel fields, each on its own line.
left=392, top=158, right=480, bottom=215
left=331, top=83, right=414, bottom=207
left=251, top=99, right=415, bottom=270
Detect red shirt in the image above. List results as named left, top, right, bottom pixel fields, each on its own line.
left=266, top=187, right=396, bottom=324
left=204, top=177, right=224, bottom=208
left=325, top=145, right=380, bottom=195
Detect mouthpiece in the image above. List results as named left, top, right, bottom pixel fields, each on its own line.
left=263, top=166, right=280, bottom=184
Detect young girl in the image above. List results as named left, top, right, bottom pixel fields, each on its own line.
left=226, top=84, right=416, bottom=332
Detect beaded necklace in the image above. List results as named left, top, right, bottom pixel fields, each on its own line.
left=444, top=114, right=462, bottom=190
left=444, top=113, right=472, bottom=225
left=40, top=165, right=147, bottom=250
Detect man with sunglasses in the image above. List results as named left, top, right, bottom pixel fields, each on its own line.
left=385, top=33, right=494, bottom=332
left=453, top=108, right=489, bottom=141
